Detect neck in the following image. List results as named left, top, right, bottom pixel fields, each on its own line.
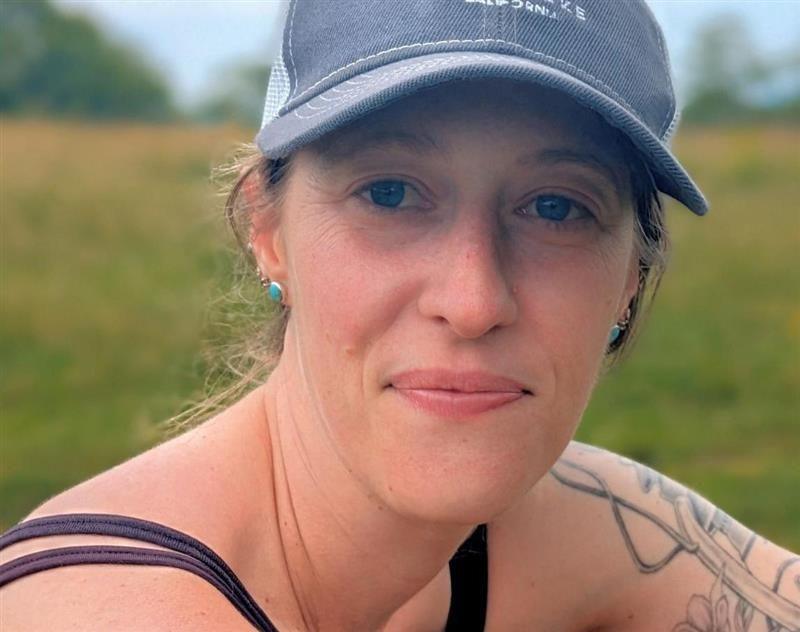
left=259, top=359, right=475, bottom=631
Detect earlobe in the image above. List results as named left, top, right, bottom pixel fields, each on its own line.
left=250, top=222, right=290, bottom=307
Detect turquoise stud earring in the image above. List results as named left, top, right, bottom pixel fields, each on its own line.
left=268, top=281, right=284, bottom=304
left=258, top=271, right=286, bottom=305
left=608, top=307, right=631, bottom=347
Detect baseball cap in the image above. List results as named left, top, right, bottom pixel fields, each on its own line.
left=255, top=0, right=708, bottom=215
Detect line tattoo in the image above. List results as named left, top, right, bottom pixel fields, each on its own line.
left=549, top=451, right=800, bottom=631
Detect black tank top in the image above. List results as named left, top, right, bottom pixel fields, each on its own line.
left=0, top=513, right=488, bottom=631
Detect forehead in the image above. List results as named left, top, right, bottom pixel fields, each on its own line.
left=305, top=79, right=633, bottom=193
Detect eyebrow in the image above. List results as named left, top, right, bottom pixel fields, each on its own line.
left=522, top=148, right=627, bottom=200
left=312, top=131, right=627, bottom=201
left=312, top=129, right=445, bottom=167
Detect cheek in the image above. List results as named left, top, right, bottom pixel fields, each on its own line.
left=524, top=237, right=632, bottom=408
left=285, top=206, right=410, bottom=411
left=285, top=208, right=433, bottom=485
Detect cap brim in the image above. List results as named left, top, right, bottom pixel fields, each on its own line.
left=256, top=52, right=708, bottom=215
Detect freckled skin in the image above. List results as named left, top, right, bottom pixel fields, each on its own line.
left=254, top=79, right=641, bottom=525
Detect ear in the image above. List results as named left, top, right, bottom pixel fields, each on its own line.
left=244, top=169, right=289, bottom=287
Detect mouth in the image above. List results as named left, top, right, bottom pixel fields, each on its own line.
left=385, top=368, right=532, bottom=417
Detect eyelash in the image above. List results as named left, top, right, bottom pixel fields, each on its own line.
left=355, top=179, right=428, bottom=212
left=514, top=194, right=596, bottom=232
left=356, top=179, right=597, bottom=231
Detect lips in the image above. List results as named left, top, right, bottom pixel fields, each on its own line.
left=388, top=369, right=531, bottom=418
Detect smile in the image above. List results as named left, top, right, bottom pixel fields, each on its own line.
left=391, top=387, right=527, bottom=418
left=386, top=368, right=532, bottom=417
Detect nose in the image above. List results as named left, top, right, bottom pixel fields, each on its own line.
left=417, top=211, right=518, bottom=339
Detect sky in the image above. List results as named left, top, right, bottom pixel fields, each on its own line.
left=54, top=0, right=800, bottom=108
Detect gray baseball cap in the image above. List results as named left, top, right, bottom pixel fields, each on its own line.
left=256, top=0, right=708, bottom=215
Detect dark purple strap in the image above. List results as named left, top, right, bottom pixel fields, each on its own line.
left=1, top=512, right=487, bottom=631
left=0, top=513, right=277, bottom=632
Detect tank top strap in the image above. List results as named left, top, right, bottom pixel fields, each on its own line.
left=445, top=523, right=488, bottom=631
left=2, top=513, right=488, bottom=631
left=0, top=513, right=278, bottom=632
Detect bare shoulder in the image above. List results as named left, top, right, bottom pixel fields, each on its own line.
left=1, top=393, right=274, bottom=631
left=0, top=563, right=257, bottom=631
left=493, top=441, right=800, bottom=631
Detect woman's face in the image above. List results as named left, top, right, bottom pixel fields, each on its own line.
left=257, top=80, right=640, bottom=524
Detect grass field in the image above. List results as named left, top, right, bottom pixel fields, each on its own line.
left=1, top=119, right=798, bottom=550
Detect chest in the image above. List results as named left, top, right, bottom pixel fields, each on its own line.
left=386, top=504, right=634, bottom=632
left=474, top=481, right=643, bottom=632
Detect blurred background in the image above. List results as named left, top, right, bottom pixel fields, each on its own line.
left=1, top=1, right=798, bottom=549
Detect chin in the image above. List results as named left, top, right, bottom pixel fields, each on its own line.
left=379, top=450, right=550, bottom=526
left=365, top=393, right=576, bottom=524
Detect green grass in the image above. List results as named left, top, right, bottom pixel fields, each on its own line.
left=578, top=127, right=800, bottom=550
left=1, top=120, right=798, bottom=551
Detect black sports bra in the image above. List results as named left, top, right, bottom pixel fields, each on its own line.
left=0, top=513, right=487, bottom=631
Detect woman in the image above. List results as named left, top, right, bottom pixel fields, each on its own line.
left=2, top=1, right=798, bottom=630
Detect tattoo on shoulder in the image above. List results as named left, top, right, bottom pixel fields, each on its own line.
left=549, top=447, right=800, bottom=631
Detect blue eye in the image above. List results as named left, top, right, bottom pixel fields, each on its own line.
left=520, top=194, right=593, bottom=224
left=368, top=180, right=406, bottom=208
left=535, top=195, right=573, bottom=221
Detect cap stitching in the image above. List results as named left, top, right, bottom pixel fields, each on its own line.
left=290, top=56, right=635, bottom=122
left=292, top=57, right=465, bottom=118
left=288, top=54, right=631, bottom=124
left=662, top=109, right=681, bottom=142
left=284, top=41, right=643, bottom=123
left=286, top=0, right=299, bottom=95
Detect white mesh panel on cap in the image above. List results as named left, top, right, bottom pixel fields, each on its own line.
left=261, top=55, right=291, bottom=129
left=260, top=0, right=292, bottom=130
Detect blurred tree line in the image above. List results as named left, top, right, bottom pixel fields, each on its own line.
left=1, top=0, right=175, bottom=120
left=1, top=1, right=798, bottom=126
left=683, top=14, right=800, bottom=125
